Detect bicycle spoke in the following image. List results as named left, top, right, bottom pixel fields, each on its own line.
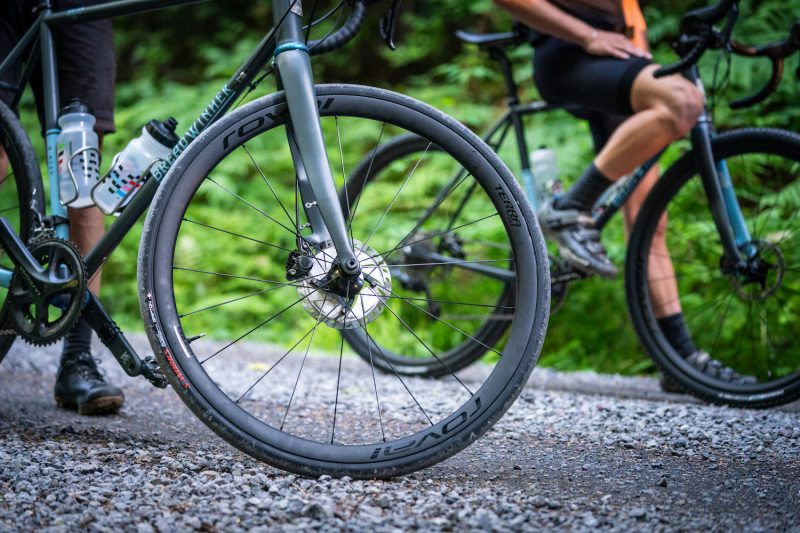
left=280, top=295, right=331, bottom=432
left=242, top=143, right=297, bottom=230
left=362, top=285, right=474, bottom=396
left=364, top=213, right=500, bottom=265
left=709, top=292, right=735, bottom=357
left=179, top=285, right=295, bottom=318
left=334, top=116, right=354, bottom=248
left=359, top=295, right=385, bottom=443
left=380, top=285, right=503, bottom=357
left=173, top=265, right=325, bottom=286
left=379, top=170, right=477, bottom=264
left=182, top=217, right=293, bottom=252
left=344, top=305, right=434, bottom=427
left=346, top=123, right=385, bottom=237
left=200, top=285, right=324, bottom=364
left=235, top=322, right=318, bottom=404
left=378, top=294, right=515, bottom=310
left=331, top=319, right=346, bottom=444
left=207, top=176, right=298, bottom=237
left=358, top=142, right=432, bottom=254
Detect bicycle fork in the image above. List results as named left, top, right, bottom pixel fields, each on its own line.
left=691, top=116, right=753, bottom=267
left=273, top=1, right=360, bottom=277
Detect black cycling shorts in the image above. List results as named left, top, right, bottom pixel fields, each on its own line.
left=533, top=36, right=651, bottom=151
left=0, top=0, right=116, bottom=133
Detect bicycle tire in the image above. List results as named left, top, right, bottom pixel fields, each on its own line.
left=339, top=133, right=515, bottom=377
left=626, top=127, right=800, bottom=408
left=0, top=100, right=46, bottom=365
left=138, top=84, right=550, bottom=478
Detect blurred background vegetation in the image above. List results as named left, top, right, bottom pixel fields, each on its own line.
left=21, top=0, right=799, bottom=375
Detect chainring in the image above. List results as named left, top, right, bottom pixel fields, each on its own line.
left=8, top=237, right=86, bottom=346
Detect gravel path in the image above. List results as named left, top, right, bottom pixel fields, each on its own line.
left=1, top=335, right=798, bottom=531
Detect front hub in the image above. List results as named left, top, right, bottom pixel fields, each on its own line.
left=295, top=241, right=391, bottom=329
left=729, top=239, right=785, bottom=302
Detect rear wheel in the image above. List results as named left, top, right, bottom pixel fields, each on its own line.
left=626, top=128, right=800, bottom=407
left=139, top=85, right=549, bottom=478
left=0, top=100, right=46, bottom=365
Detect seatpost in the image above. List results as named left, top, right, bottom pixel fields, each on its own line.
left=488, top=47, right=534, bottom=203
left=272, top=0, right=361, bottom=276
left=488, top=47, right=520, bottom=106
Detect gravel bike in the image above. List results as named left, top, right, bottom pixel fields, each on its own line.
left=0, top=0, right=550, bottom=478
left=341, top=0, right=800, bottom=408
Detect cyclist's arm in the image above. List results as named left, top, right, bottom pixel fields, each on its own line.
left=493, top=0, right=651, bottom=60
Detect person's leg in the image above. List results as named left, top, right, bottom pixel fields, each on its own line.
left=622, top=166, right=695, bottom=356
left=52, top=8, right=122, bottom=415
left=558, top=64, right=704, bottom=207
left=542, top=62, right=704, bottom=278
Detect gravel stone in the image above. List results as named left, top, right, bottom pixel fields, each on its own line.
left=0, top=335, right=797, bottom=531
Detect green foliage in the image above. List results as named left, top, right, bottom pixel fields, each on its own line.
left=16, top=0, right=797, bottom=374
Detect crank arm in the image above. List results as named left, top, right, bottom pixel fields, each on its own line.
left=0, top=217, right=49, bottom=284
left=82, top=293, right=168, bottom=388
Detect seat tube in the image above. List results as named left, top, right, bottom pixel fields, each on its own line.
left=39, top=6, right=69, bottom=239
left=272, top=0, right=359, bottom=273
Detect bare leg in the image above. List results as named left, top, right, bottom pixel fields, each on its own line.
left=594, top=65, right=703, bottom=318
left=595, top=65, right=704, bottom=180
left=623, top=165, right=681, bottom=317
left=68, top=205, right=104, bottom=293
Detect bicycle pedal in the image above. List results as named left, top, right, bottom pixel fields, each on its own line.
left=141, top=355, right=168, bottom=389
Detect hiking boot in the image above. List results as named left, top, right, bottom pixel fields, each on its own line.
left=658, top=350, right=757, bottom=393
left=538, top=199, right=617, bottom=278
left=54, top=352, right=124, bottom=415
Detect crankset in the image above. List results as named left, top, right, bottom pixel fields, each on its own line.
left=549, top=254, right=585, bottom=314
left=8, top=235, right=86, bottom=345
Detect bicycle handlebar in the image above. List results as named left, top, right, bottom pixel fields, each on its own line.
left=729, top=22, right=800, bottom=109
left=653, top=0, right=799, bottom=109
left=653, top=26, right=712, bottom=78
left=307, top=0, right=367, bottom=56
left=654, top=0, right=737, bottom=78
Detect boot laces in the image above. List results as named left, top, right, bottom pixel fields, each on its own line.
left=61, top=352, right=106, bottom=383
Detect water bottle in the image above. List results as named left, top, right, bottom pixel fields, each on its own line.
left=56, top=100, right=101, bottom=207
left=530, top=146, right=563, bottom=203
left=92, top=117, right=179, bottom=214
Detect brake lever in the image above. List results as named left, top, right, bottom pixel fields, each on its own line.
left=379, top=0, right=403, bottom=51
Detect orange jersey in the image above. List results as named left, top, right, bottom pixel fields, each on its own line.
left=550, top=0, right=648, bottom=46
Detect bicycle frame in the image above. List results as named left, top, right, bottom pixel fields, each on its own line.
left=0, top=0, right=360, bottom=286
left=480, top=63, right=748, bottom=265
left=0, top=0, right=360, bottom=381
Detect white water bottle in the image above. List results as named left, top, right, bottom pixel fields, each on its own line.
left=92, top=118, right=179, bottom=214
left=56, top=100, right=101, bottom=207
left=530, top=146, right=563, bottom=202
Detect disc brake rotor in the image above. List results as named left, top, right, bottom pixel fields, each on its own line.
left=296, top=241, right=392, bottom=329
left=8, top=237, right=86, bottom=345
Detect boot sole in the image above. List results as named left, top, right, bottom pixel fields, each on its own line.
left=56, top=395, right=125, bottom=416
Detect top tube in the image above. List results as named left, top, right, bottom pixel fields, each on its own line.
left=44, top=0, right=212, bottom=26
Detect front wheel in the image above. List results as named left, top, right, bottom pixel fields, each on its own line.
left=626, top=128, right=800, bottom=408
left=139, top=85, right=549, bottom=478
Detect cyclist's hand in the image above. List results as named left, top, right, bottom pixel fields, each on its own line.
left=582, top=29, right=652, bottom=60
